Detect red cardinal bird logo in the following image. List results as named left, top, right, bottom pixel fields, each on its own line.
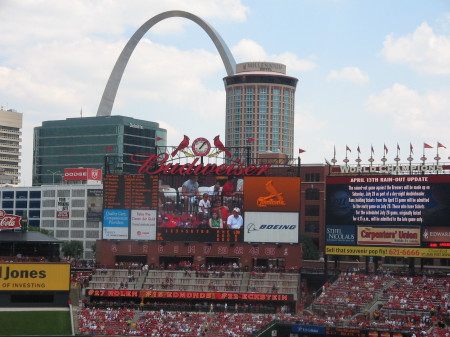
left=213, top=135, right=231, bottom=157
left=171, top=135, right=190, bottom=157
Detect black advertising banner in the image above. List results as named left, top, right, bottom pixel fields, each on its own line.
left=87, top=189, right=103, bottom=221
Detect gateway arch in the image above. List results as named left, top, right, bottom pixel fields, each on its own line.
left=96, top=10, right=236, bottom=117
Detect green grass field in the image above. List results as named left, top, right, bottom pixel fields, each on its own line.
left=0, top=311, right=72, bottom=336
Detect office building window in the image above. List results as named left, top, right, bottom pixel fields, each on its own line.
left=305, top=188, right=320, bottom=200
left=305, top=205, right=320, bottom=216
left=305, top=221, right=319, bottom=233
left=305, top=173, right=321, bottom=182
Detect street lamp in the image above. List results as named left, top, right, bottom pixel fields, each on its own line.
left=47, top=170, right=61, bottom=184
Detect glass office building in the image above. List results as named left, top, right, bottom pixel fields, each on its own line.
left=33, top=115, right=166, bottom=185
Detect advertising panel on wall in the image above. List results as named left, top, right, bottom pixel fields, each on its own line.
left=0, top=263, right=71, bottom=291
left=244, top=212, right=299, bottom=243
left=326, top=175, right=450, bottom=228
left=357, top=226, right=420, bottom=246
left=422, top=227, right=450, bottom=243
left=130, top=210, right=157, bottom=240
left=87, top=189, right=103, bottom=221
left=64, top=168, right=102, bottom=181
left=103, top=209, right=129, bottom=239
left=56, top=197, right=69, bottom=219
left=325, top=245, right=450, bottom=258
left=325, top=225, right=356, bottom=245
left=244, top=177, right=301, bottom=212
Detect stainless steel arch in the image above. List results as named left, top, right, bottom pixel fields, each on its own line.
left=96, top=10, right=236, bottom=116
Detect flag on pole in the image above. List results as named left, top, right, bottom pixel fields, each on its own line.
left=106, top=147, right=113, bottom=151
left=357, top=146, right=361, bottom=153
left=299, top=148, right=306, bottom=154
left=424, top=143, right=433, bottom=149
left=346, top=145, right=351, bottom=152
left=156, top=137, right=164, bottom=141
left=410, top=143, right=413, bottom=154
left=371, top=145, right=374, bottom=154
left=438, top=142, right=447, bottom=148
left=247, top=137, right=255, bottom=142
left=384, top=144, right=388, bottom=154
left=397, top=143, right=400, bottom=151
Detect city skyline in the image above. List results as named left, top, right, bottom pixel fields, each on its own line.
left=1, top=0, right=450, bottom=185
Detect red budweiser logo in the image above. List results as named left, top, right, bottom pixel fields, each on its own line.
left=0, top=210, right=21, bottom=230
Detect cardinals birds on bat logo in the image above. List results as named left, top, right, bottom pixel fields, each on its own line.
left=171, top=135, right=190, bottom=157
left=213, top=135, right=231, bottom=157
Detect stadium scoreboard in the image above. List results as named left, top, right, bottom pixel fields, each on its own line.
left=103, top=174, right=159, bottom=210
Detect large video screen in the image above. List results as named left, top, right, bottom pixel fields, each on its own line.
left=157, top=175, right=245, bottom=242
left=158, top=176, right=301, bottom=243
left=326, top=175, right=450, bottom=247
left=103, top=174, right=301, bottom=243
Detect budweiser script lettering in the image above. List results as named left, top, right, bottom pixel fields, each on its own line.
left=131, top=153, right=271, bottom=176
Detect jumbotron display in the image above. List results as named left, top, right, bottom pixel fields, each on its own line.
left=326, top=175, right=450, bottom=248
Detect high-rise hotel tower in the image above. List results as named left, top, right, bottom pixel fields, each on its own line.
left=0, top=108, right=22, bottom=184
left=224, top=62, right=298, bottom=158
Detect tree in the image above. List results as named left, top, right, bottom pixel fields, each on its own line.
left=300, top=233, right=320, bottom=260
left=90, top=242, right=96, bottom=258
left=28, top=226, right=52, bottom=236
left=61, top=241, right=83, bottom=260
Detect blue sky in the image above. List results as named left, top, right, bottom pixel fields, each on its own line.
left=1, top=0, right=450, bottom=185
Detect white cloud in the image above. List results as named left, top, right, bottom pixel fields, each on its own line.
left=327, top=66, right=369, bottom=83
left=365, top=83, right=450, bottom=137
left=0, top=0, right=250, bottom=184
left=381, top=22, right=450, bottom=75
left=232, top=39, right=316, bottom=72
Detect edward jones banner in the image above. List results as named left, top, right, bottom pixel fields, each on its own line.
left=325, top=246, right=450, bottom=258
left=422, top=227, right=450, bottom=242
left=357, top=226, right=420, bottom=246
left=243, top=177, right=301, bottom=212
left=0, top=263, right=70, bottom=291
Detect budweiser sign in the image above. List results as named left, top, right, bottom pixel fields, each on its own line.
left=131, top=153, right=271, bottom=176
left=0, top=210, right=21, bottom=230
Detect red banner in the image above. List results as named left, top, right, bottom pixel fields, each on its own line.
left=88, top=289, right=292, bottom=301
left=0, top=210, right=21, bottom=230
left=64, top=168, right=102, bottom=181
